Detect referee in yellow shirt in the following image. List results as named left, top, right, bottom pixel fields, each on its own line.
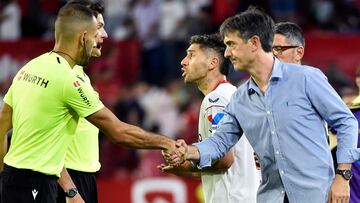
left=0, top=3, right=182, bottom=203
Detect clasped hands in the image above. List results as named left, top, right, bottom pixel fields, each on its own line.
left=160, top=139, right=188, bottom=170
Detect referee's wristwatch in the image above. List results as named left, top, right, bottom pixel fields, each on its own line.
left=65, top=188, right=78, bottom=198
left=335, top=169, right=353, bottom=180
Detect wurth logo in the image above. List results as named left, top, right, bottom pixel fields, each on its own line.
left=77, top=87, right=91, bottom=106
left=73, top=81, right=81, bottom=87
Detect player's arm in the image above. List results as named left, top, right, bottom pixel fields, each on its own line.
left=202, top=148, right=234, bottom=173
left=86, top=107, right=180, bottom=154
left=200, top=95, right=235, bottom=173
left=161, top=143, right=234, bottom=176
left=0, top=102, right=12, bottom=172
left=58, top=167, right=84, bottom=203
left=159, top=160, right=202, bottom=179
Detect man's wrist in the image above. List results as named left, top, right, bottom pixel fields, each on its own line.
left=64, top=187, right=78, bottom=198
left=335, top=169, right=353, bottom=180
left=186, top=145, right=200, bottom=161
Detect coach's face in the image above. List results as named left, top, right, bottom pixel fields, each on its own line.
left=180, top=44, right=209, bottom=84
left=223, top=31, right=254, bottom=72
left=92, top=14, right=108, bottom=57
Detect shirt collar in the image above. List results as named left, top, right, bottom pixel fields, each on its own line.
left=247, top=58, right=283, bottom=95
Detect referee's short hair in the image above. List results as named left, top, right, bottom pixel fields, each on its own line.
left=55, top=4, right=97, bottom=41
left=66, top=0, right=105, bottom=16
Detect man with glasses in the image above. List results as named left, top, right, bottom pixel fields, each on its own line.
left=272, top=22, right=304, bottom=64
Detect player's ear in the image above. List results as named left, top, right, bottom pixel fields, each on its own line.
left=209, top=56, right=219, bottom=71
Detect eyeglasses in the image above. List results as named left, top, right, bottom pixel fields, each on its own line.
left=272, top=45, right=299, bottom=55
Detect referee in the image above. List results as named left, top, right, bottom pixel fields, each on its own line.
left=56, top=1, right=108, bottom=203
left=0, top=3, right=182, bottom=203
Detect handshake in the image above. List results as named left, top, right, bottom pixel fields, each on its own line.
left=158, top=139, right=200, bottom=172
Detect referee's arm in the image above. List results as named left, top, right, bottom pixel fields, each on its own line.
left=86, top=107, right=183, bottom=155
left=0, top=103, right=12, bottom=172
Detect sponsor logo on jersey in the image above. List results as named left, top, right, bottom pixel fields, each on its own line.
left=208, top=97, right=219, bottom=103
left=207, top=113, right=225, bottom=125
left=21, top=72, right=49, bottom=88
left=77, top=87, right=91, bottom=106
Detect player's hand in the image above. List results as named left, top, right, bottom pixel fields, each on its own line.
left=66, top=193, right=85, bottom=203
left=162, top=139, right=187, bottom=166
left=157, top=163, right=174, bottom=172
left=327, top=175, right=350, bottom=203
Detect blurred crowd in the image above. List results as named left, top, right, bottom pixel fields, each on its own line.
left=0, top=0, right=360, bottom=180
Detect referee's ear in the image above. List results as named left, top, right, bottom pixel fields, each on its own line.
left=79, top=31, right=87, bottom=46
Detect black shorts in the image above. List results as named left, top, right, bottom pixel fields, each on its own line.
left=1, top=164, right=58, bottom=203
left=56, top=169, right=98, bottom=203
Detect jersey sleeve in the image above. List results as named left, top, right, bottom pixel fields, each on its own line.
left=62, top=73, right=104, bottom=118
left=204, top=92, right=228, bottom=136
left=3, top=84, right=13, bottom=107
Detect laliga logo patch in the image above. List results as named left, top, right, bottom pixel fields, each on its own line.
left=207, top=113, right=225, bottom=125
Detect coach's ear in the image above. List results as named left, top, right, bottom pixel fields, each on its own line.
left=249, top=35, right=261, bottom=52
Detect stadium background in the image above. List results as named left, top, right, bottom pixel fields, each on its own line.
left=0, top=0, right=360, bottom=202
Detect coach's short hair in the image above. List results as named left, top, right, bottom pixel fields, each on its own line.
left=220, top=6, right=274, bottom=52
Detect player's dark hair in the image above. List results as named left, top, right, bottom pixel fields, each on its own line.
left=190, top=33, right=231, bottom=76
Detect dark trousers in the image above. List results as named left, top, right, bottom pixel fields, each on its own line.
left=1, top=164, right=58, bottom=203
left=56, top=169, right=98, bottom=203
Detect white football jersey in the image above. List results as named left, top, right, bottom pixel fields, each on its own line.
left=198, top=82, right=260, bottom=203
